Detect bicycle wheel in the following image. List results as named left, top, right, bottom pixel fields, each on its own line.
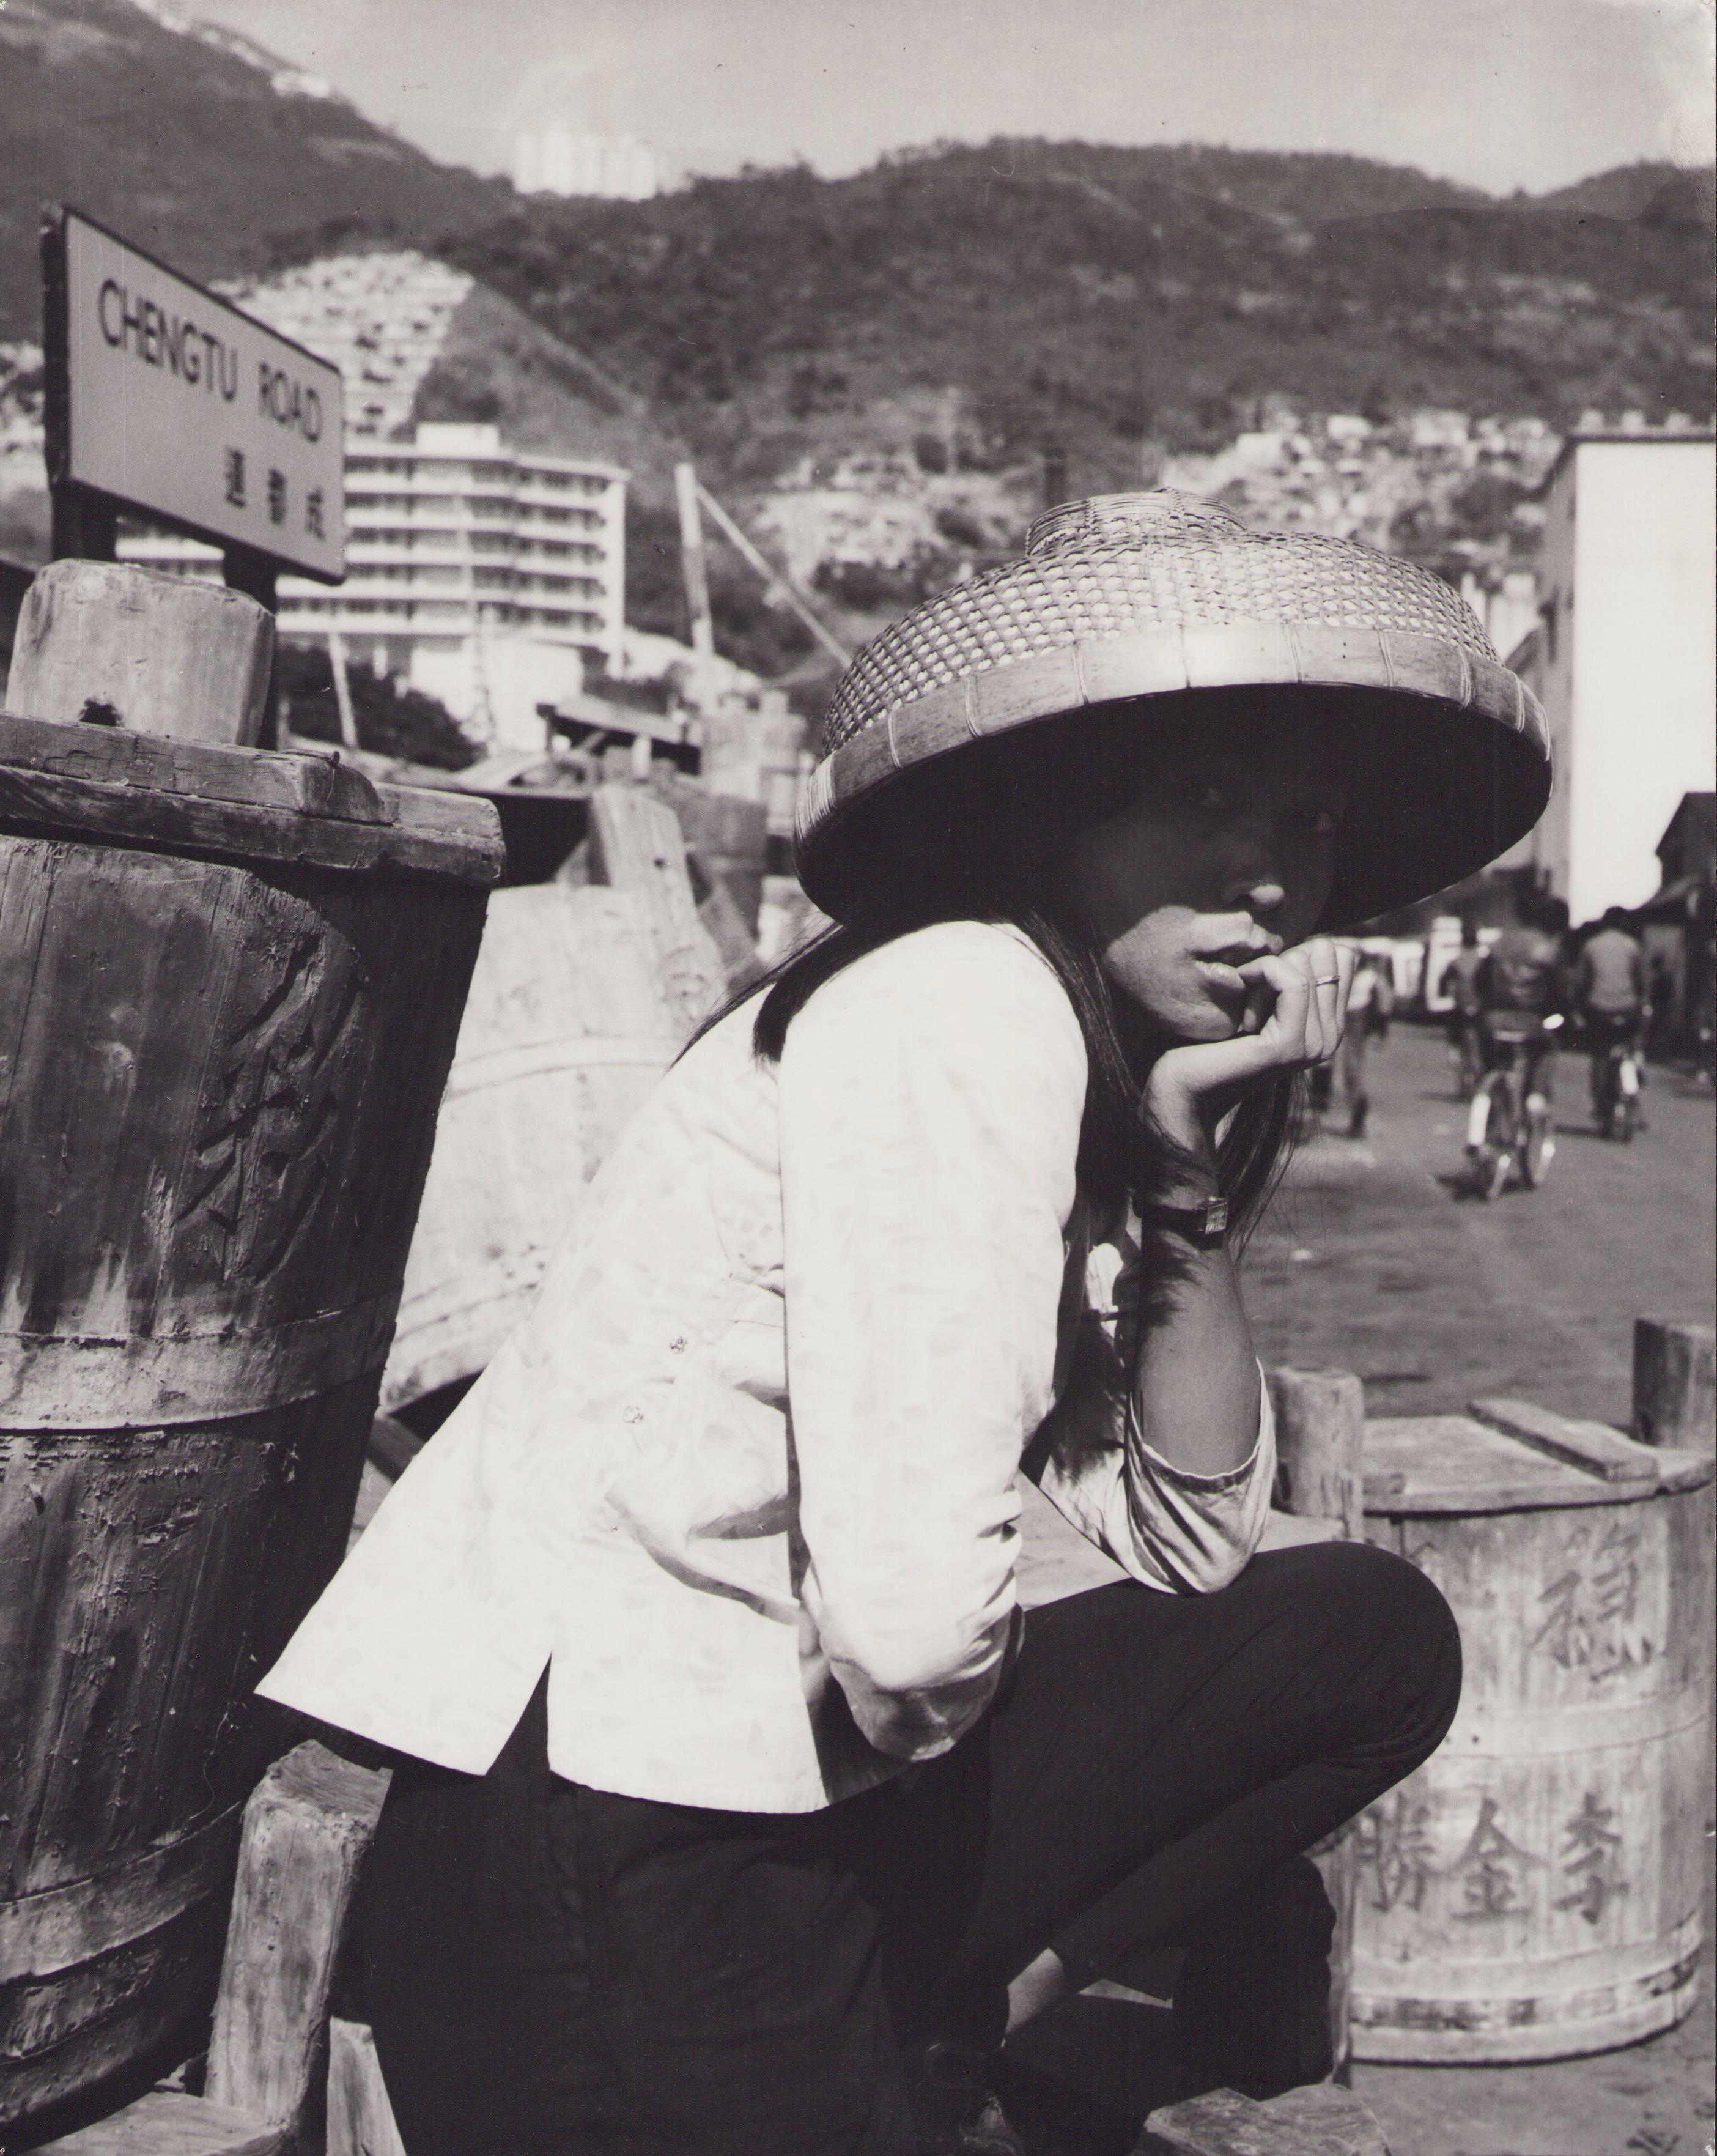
left=1521, top=1102, right=1556, bottom=1187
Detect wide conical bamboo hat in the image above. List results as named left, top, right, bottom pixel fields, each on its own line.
left=796, top=489, right=1551, bottom=928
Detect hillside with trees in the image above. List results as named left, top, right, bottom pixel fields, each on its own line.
left=445, top=139, right=1711, bottom=500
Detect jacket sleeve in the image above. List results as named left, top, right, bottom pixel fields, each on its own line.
left=1025, top=1218, right=1276, bottom=1593
left=778, top=926, right=1087, bottom=1761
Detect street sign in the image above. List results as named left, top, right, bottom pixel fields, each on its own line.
left=42, top=206, right=345, bottom=582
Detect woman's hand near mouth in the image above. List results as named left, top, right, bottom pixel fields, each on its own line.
left=1145, top=936, right=1357, bottom=1163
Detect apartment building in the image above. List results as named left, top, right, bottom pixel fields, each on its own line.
left=122, top=421, right=627, bottom=748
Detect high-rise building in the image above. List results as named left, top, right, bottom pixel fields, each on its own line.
left=514, top=127, right=657, bottom=201
left=120, top=423, right=627, bottom=750
left=1508, top=428, right=1715, bottom=922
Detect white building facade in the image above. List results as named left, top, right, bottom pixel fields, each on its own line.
left=122, top=423, right=627, bottom=751
left=513, top=128, right=657, bottom=201
left=1513, top=430, right=1716, bottom=924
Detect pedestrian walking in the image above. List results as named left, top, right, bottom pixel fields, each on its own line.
left=1439, top=915, right=1487, bottom=1097
left=258, top=491, right=1548, bottom=2155
left=1307, top=947, right=1393, bottom=1136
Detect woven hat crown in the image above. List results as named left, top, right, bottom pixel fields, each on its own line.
left=821, top=488, right=1496, bottom=757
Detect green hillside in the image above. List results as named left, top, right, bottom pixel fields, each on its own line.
left=445, top=138, right=1712, bottom=495
left=0, top=0, right=505, bottom=335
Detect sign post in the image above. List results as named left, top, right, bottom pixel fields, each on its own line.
left=41, top=205, right=346, bottom=594
left=41, top=204, right=345, bottom=744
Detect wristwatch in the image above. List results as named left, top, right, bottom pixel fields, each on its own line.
left=1140, top=1195, right=1229, bottom=1248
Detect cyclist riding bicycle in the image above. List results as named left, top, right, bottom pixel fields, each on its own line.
left=1579, top=906, right=1648, bottom=1135
left=1466, top=896, right=1568, bottom=1175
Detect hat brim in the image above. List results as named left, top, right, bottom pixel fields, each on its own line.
left=796, top=624, right=1551, bottom=932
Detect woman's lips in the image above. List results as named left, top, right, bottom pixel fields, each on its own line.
left=1192, top=956, right=1249, bottom=1001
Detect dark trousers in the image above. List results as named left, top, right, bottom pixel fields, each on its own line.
left=362, top=1540, right=1460, bottom=2156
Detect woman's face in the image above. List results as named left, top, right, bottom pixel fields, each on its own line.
left=1062, top=711, right=1348, bottom=1043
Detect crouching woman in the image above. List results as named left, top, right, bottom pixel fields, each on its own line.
left=259, top=492, right=1551, bottom=2155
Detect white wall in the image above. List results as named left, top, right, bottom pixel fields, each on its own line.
left=411, top=635, right=583, bottom=752
left=1561, top=440, right=1716, bottom=922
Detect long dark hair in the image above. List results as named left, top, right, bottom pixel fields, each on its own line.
left=703, top=702, right=1302, bottom=1244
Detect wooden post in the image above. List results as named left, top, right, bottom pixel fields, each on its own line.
left=587, top=782, right=727, bottom=1034
left=1265, top=1365, right=1366, bottom=2085
left=327, top=628, right=359, bottom=749
left=6, top=560, right=274, bottom=746
left=325, top=2022, right=406, bottom=2156
left=1633, top=1317, right=1715, bottom=1453
left=673, top=461, right=715, bottom=659
left=221, top=546, right=279, bottom=749
left=1266, top=1366, right=1366, bottom=1541
left=695, top=480, right=851, bottom=665
left=205, top=1745, right=391, bottom=2139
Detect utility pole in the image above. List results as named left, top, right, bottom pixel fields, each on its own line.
left=674, top=461, right=715, bottom=660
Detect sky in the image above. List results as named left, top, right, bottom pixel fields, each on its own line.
left=194, top=0, right=1716, bottom=195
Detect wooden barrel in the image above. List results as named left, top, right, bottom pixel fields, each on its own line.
left=382, top=881, right=689, bottom=1412
left=1351, top=1404, right=1714, bottom=2061
left=0, top=713, right=501, bottom=2130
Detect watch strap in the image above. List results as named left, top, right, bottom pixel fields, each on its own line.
left=1140, top=1195, right=1229, bottom=1248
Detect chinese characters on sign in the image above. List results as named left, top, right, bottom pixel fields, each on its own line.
left=51, top=207, right=344, bottom=579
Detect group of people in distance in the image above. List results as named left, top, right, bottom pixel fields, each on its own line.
left=1440, top=900, right=1653, bottom=1146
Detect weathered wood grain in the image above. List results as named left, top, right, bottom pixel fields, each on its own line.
left=325, top=2020, right=407, bottom=2156
left=0, top=600, right=490, bottom=2135
left=1354, top=1418, right=1714, bottom=2061
left=383, top=882, right=687, bottom=1410
left=1143, top=2082, right=1387, bottom=2154
left=1633, top=1316, right=1716, bottom=1453
left=33, top=2090, right=284, bottom=2155
left=1466, top=1396, right=1660, bottom=1487
left=1268, top=1368, right=1365, bottom=1542
left=588, top=783, right=727, bottom=1034
left=8, top=563, right=273, bottom=747
left=205, top=1745, right=391, bottom=2136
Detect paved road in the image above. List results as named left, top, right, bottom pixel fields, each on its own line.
left=1244, top=1022, right=1715, bottom=1435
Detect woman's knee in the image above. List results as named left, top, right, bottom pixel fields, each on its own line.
left=1258, top=1539, right=1462, bottom=1763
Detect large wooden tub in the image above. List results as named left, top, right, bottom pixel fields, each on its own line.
left=1352, top=1404, right=1713, bottom=2061
left=0, top=714, right=500, bottom=2130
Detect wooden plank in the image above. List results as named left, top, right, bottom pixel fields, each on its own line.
left=204, top=1744, right=391, bottom=2136
left=0, top=762, right=503, bottom=883
left=325, top=2021, right=407, bottom=2156
left=33, top=2091, right=283, bottom=2155
left=7, top=561, right=273, bottom=747
left=1362, top=1413, right=1638, bottom=1514
left=587, top=783, right=726, bottom=1034
left=0, top=713, right=390, bottom=821
left=1633, top=1316, right=1716, bottom=1453
left=1268, top=1367, right=1365, bottom=1541
left=1137, top=2087, right=1370, bottom=2156
left=1467, top=1396, right=1661, bottom=1487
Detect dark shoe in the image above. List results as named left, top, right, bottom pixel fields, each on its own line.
left=1170, top=1856, right=1337, bottom=2100
left=907, top=2040, right=1030, bottom=2154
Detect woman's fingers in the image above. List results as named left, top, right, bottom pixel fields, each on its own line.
left=1305, top=937, right=1345, bottom=1061
left=1237, top=939, right=1359, bottom=1067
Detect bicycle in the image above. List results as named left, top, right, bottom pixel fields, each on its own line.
left=1466, top=1018, right=1560, bottom=1198
left=1587, top=1015, right=1644, bottom=1142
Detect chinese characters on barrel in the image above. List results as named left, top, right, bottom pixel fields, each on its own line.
left=1529, top=1520, right=1649, bottom=1679
left=1358, top=1789, right=1632, bottom=1926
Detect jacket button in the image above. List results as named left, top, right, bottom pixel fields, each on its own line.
left=668, top=1335, right=688, bottom=1353
left=622, top=1405, right=644, bottom=1425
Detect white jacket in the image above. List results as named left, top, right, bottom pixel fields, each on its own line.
left=258, top=922, right=1273, bottom=1812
